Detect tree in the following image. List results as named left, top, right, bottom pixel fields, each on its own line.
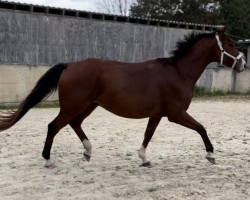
left=219, top=0, right=250, bottom=38
left=130, top=0, right=221, bottom=24
left=130, top=0, right=182, bottom=20
left=130, top=0, right=250, bottom=39
left=176, top=0, right=221, bottom=24
left=95, top=0, right=136, bottom=16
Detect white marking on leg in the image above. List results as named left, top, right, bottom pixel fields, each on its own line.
left=138, top=145, right=148, bottom=163
left=44, top=159, right=56, bottom=168
left=206, top=152, right=215, bottom=159
left=83, top=139, right=92, bottom=157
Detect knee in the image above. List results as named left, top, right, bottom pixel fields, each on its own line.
left=197, top=125, right=206, bottom=135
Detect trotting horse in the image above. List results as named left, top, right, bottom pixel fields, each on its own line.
left=0, top=27, right=246, bottom=168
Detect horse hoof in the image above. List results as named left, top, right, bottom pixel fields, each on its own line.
left=206, top=152, right=216, bottom=164
left=44, top=160, right=57, bottom=169
left=140, top=161, right=152, bottom=167
left=206, top=157, right=216, bottom=164
left=84, top=153, right=91, bottom=162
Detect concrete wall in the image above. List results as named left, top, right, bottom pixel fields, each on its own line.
left=0, top=8, right=249, bottom=103
left=0, top=65, right=58, bottom=103
left=1, top=64, right=249, bottom=103
left=197, top=64, right=250, bottom=93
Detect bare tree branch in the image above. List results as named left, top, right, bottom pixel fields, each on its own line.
left=95, top=0, right=136, bottom=16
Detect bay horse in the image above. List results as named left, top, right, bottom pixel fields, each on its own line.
left=0, top=27, right=245, bottom=168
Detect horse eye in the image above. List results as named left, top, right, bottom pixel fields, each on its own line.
left=229, top=44, right=234, bottom=47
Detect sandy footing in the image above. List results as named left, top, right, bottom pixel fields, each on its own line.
left=1, top=100, right=250, bottom=200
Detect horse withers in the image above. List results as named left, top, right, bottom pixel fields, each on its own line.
left=0, top=27, right=246, bottom=168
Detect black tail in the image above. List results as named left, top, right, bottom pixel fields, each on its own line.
left=0, top=63, right=67, bottom=131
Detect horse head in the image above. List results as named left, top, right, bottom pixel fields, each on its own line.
left=214, top=26, right=246, bottom=72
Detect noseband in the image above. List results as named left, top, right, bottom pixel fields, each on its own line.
left=215, top=33, right=243, bottom=69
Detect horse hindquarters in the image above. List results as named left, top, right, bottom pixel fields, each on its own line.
left=42, top=62, right=101, bottom=167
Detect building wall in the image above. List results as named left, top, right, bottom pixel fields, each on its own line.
left=0, top=65, right=58, bottom=103
left=0, top=8, right=249, bottom=103
left=0, top=9, right=193, bottom=66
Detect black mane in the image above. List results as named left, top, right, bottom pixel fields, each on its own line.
left=157, top=31, right=215, bottom=64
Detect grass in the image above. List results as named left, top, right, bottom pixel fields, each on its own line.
left=193, top=86, right=250, bottom=101
left=0, top=101, right=59, bottom=110
left=193, top=86, right=226, bottom=97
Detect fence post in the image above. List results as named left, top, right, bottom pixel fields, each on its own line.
left=247, top=45, right=250, bottom=66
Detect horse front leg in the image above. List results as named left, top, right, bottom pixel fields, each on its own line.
left=138, top=117, right=161, bottom=167
left=168, top=111, right=215, bottom=164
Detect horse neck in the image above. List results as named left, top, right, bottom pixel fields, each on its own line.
left=175, top=41, right=214, bottom=86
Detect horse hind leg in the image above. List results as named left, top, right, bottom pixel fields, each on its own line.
left=138, top=117, right=161, bottom=167
left=42, top=111, right=74, bottom=168
left=69, top=104, right=98, bottom=162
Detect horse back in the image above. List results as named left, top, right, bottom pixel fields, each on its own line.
left=58, top=58, right=190, bottom=118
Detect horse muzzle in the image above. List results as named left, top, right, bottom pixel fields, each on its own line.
left=236, top=58, right=246, bottom=73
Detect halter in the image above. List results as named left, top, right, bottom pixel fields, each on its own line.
left=215, top=32, right=243, bottom=69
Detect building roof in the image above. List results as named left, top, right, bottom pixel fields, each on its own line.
left=0, top=0, right=223, bottom=31
left=238, top=39, right=250, bottom=44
